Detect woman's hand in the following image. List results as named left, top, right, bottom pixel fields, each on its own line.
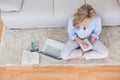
left=74, top=37, right=89, bottom=49
left=81, top=41, right=89, bottom=49
left=90, top=37, right=96, bottom=44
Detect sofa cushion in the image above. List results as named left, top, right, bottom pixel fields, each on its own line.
left=1, top=0, right=54, bottom=28
left=0, top=0, right=23, bottom=12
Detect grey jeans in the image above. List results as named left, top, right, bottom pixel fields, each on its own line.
left=61, top=40, right=109, bottom=60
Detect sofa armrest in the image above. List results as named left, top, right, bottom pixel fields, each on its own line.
left=0, top=0, right=24, bottom=12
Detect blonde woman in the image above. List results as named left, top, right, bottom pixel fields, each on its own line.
left=61, top=4, right=109, bottom=60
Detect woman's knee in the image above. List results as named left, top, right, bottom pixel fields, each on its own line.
left=60, top=49, right=70, bottom=60
left=101, top=49, right=109, bottom=58
left=60, top=40, right=79, bottom=60
left=60, top=51, right=69, bottom=60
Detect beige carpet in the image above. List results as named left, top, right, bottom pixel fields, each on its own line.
left=0, top=26, right=120, bottom=66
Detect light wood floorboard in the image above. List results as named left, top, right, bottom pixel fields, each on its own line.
left=0, top=66, right=120, bottom=80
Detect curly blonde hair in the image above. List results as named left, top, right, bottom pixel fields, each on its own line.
left=73, top=4, right=96, bottom=29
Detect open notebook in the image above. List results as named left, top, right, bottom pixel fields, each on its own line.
left=79, top=39, right=93, bottom=52
left=22, top=51, right=39, bottom=65
left=40, top=38, right=65, bottom=60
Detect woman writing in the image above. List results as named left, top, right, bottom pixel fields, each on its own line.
left=61, top=4, right=109, bottom=60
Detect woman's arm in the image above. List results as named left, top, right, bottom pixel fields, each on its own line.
left=74, top=36, right=83, bottom=44
left=68, top=17, right=77, bottom=40
left=75, top=37, right=89, bottom=49
left=89, top=37, right=96, bottom=44
left=90, top=16, right=102, bottom=43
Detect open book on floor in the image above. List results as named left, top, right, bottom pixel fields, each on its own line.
left=79, top=39, right=93, bottom=52
left=22, top=51, right=39, bottom=65
left=40, top=38, right=65, bottom=60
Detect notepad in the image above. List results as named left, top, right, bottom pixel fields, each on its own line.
left=22, top=51, right=39, bottom=65
left=79, top=39, right=93, bottom=52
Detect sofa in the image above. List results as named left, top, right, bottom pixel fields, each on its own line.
left=0, top=0, right=120, bottom=28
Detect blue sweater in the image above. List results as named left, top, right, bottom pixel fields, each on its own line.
left=68, top=16, right=102, bottom=40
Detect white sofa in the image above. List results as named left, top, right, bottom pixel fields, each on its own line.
left=0, top=0, right=120, bottom=28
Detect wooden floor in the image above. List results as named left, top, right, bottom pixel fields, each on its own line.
left=0, top=12, right=120, bottom=80
left=0, top=66, right=120, bottom=80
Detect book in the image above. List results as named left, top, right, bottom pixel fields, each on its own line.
left=79, top=39, right=93, bottom=52
left=22, top=51, right=39, bottom=65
